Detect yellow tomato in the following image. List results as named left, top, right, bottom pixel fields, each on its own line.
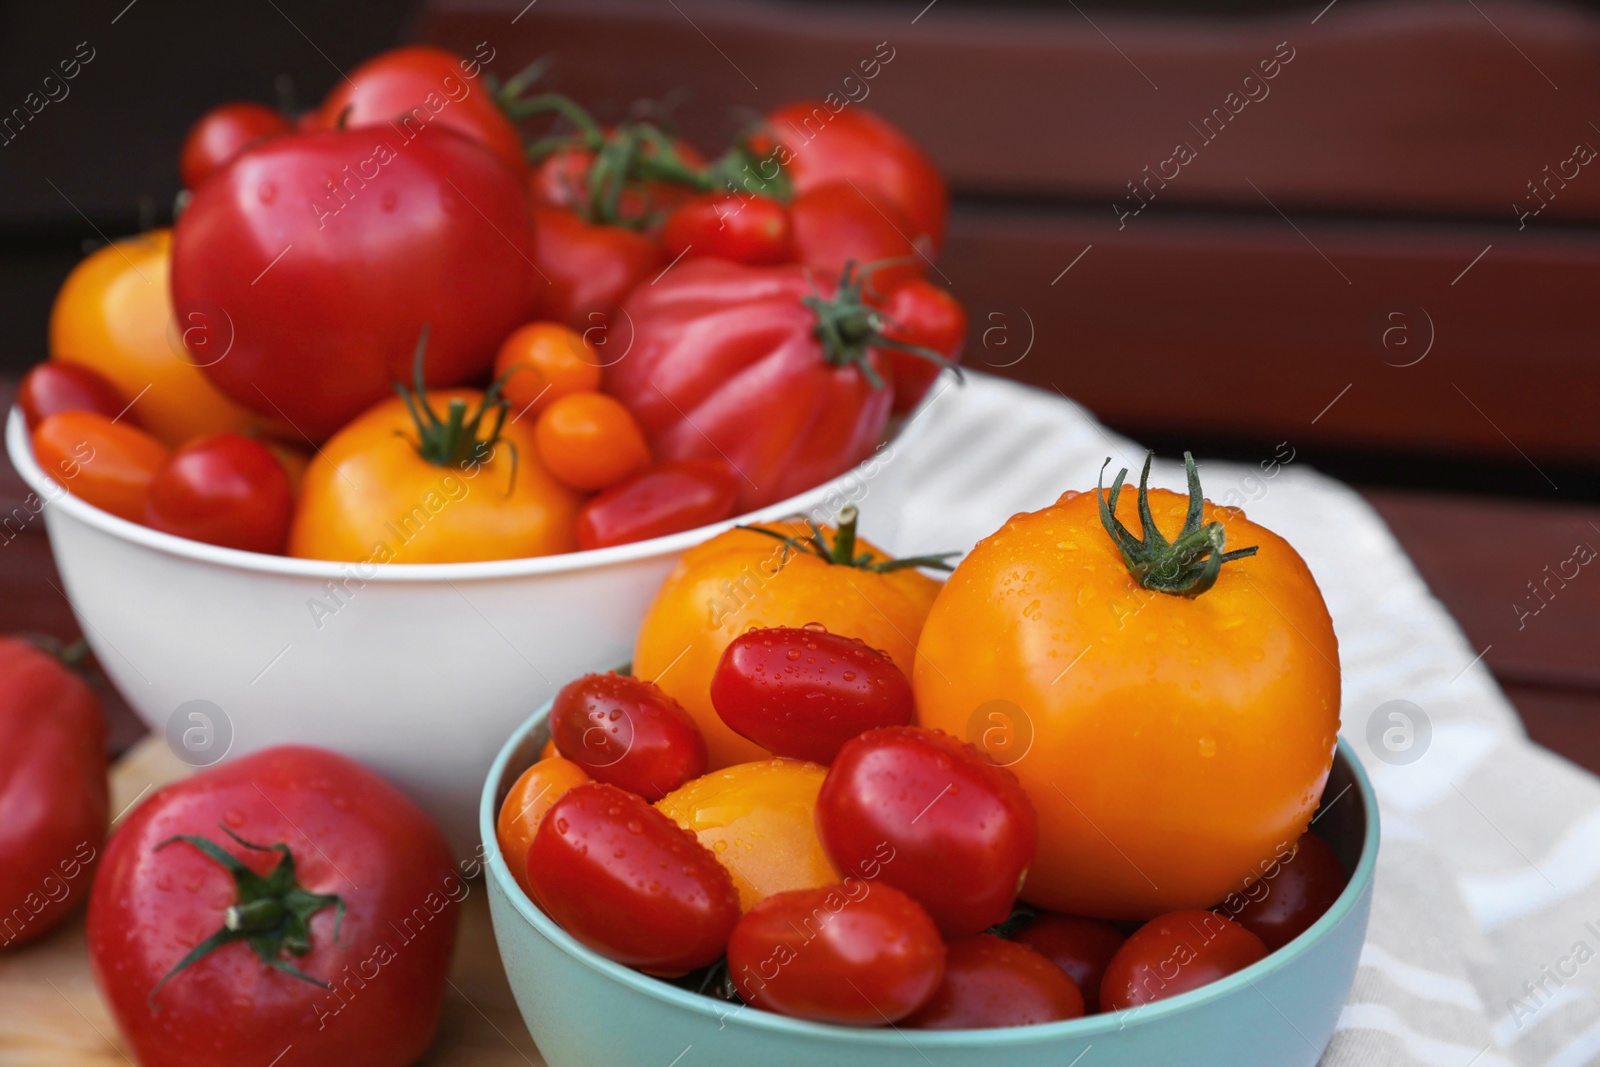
left=634, top=512, right=943, bottom=769
left=49, top=229, right=254, bottom=447
left=288, top=389, right=580, bottom=563
left=656, top=759, right=838, bottom=911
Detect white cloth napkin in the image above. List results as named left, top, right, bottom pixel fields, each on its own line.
left=861, top=373, right=1600, bottom=1067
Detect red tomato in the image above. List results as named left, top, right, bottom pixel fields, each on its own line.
left=1012, top=913, right=1126, bottom=1013
left=528, top=782, right=739, bottom=972
left=1223, top=833, right=1345, bottom=951
left=171, top=126, right=536, bottom=439
left=574, top=459, right=739, bottom=550
left=531, top=137, right=706, bottom=226
left=32, top=410, right=168, bottom=523
left=88, top=746, right=459, bottom=1067
left=179, top=102, right=293, bottom=189
left=530, top=203, right=664, bottom=330
left=143, top=433, right=294, bottom=554
left=316, top=45, right=525, bottom=174
left=0, top=637, right=107, bottom=949
left=661, top=193, right=792, bottom=266
left=549, top=673, right=707, bottom=801
left=711, top=626, right=915, bottom=763
left=1100, top=910, right=1268, bottom=1010
left=880, top=279, right=966, bottom=415
left=17, top=361, right=130, bottom=431
left=727, top=882, right=944, bottom=1025
left=815, top=726, right=1036, bottom=937
left=761, top=102, right=948, bottom=252
left=606, top=258, right=895, bottom=511
left=905, top=934, right=1084, bottom=1029
left=788, top=182, right=924, bottom=296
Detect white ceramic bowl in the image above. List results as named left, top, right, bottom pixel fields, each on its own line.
left=6, top=406, right=920, bottom=853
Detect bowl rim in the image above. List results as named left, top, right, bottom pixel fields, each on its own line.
left=5, top=404, right=901, bottom=582
left=478, top=699, right=1381, bottom=1047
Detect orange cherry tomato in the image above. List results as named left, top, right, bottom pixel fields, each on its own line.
left=49, top=229, right=255, bottom=447
left=538, top=737, right=559, bottom=761
left=656, top=759, right=838, bottom=912
left=32, top=411, right=169, bottom=523
left=634, top=508, right=943, bottom=769
left=914, top=455, right=1340, bottom=918
left=496, top=756, right=591, bottom=897
left=533, top=392, right=650, bottom=492
left=493, top=322, right=603, bottom=418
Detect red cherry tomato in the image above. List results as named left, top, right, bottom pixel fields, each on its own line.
left=1100, top=910, right=1268, bottom=1011
left=530, top=203, right=664, bottom=330
left=574, top=459, right=739, bottom=550
left=316, top=46, right=526, bottom=174
left=179, top=102, right=293, bottom=189
left=880, top=279, right=966, bottom=415
left=711, top=626, right=915, bottom=763
left=815, top=726, right=1037, bottom=937
left=143, top=433, right=294, bottom=554
left=532, top=139, right=706, bottom=226
left=727, top=882, right=945, bottom=1025
left=549, top=673, right=707, bottom=801
left=789, top=182, right=924, bottom=297
left=17, top=361, right=130, bottom=431
left=1224, top=833, right=1345, bottom=951
left=905, top=934, right=1084, bottom=1029
left=661, top=193, right=792, bottom=266
left=528, top=782, right=740, bottom=973
left=1012, top=913, right=1126, bottom=1014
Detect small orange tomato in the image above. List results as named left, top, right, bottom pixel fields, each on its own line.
left=497, top=756, right=591, bottom=897
left=538, top=737, right=559, bottom=762
left=494, top=322, right=603, bottom=417
left=32, top=411, right=169, bottom=523
left=534, top=392, right=650, bottom=492
left=656, top=759, right=838, bottom=912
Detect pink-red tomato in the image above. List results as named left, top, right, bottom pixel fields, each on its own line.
left=727, top=883, right=945, bottom=1025
left=710, top=626, right=915, bottom=763
left=1224, top=833, right=1345, bottom=951
left=179, top=102, right=293, bottom=189
left=17, top=361, right=130, bottom=431
left=661, top=193, right=792, bottom=266
left=574, top=459, right=739, bottom=550
left=880, top=279, right=966, bottom=415
left=1012, top=913, right=1126, bottom=1013
left=904, top=934, right=1084, bottom=1029
left=528, top=782, right=740, bottom=973
left=816, top=726, right=1036, bottom=937
left=144, top=433, right=294, bottom=554
left=549, top=673, right=707, bottom=801
left=788, top=182, right=923, bottom=297
left=1100, top=910, right=1268, bottom=1010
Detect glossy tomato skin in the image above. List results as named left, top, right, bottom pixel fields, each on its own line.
left=606, top=258, right=893, bottom=512
left=574, top=459, right=739, bottom=550
left=788, top=182, right=923, bottom=296
left=661, top=193, right=792, bottom=266
left=881, top=279, right=966, bottom=415
left=172, top=128, right=537, bottom=439
left=914, top=487, right=1341, bottom=918
left=496, top=757, right=590, bottom=898
left=1013, top=913, right=1126, bottom=1013
left=533, top=392, right=651, bottom=492
left=179, top=102, right=293, bottom=189
left=32, top=411, right=168, bottom=524
left=88, top=746, right=459, bottom=1067
left=530, top=203, right=663, bottom=330
left=144, top=434, right=293, bottom=554
left=634, top=520, right=941, bottom=769
left=548, top=673, right=706, bottom=801
left=727, top=882, right=945, bottom=1025
left=0, top=638, right=107, bottom=949
left=494, top=321, right=603, bottom=417
left=315, top=45, right=525, bottom=174
left=762, top=102, right=948, bottom=252
left=1100, top=910, right=1268, bottom=1010
left=528, top=782, right=740, bottom=973
left=816, top=726, right=1037, bottom=937
left=1223, top=832, right=1345, bottom=951
left=17, top=361, right=130, bottom=431
left=711, top=626, right=914, bottom=763
left=904, top=934, right=1084, bottom=1029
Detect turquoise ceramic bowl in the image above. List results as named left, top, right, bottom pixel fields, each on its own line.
left=481, top=702, right=1378, bottom=1067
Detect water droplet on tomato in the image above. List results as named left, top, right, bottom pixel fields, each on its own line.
left=222, top=809, right=245, bottom=828
left=1199, top=736, right=1217, bottom=758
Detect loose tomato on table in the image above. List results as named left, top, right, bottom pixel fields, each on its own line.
left=0, top=637, right=107, bottom=950
left=1099, top=910, right=1268, bottom=1010
left=179, top=102, right=293, bottom=189
left=1224, top=831, right=1345, bottom=951
left=496, top=756, right=590, bottom=897
left=816, top=726, right=1037, bottom=937
left=1012, top=913, right=1127, bottom=1014
left=17, top=361, right=130, bottom=431
left=632, top=506, right=946, bottom=769
left=533, top=391, right=651, bottom=492
left=574, top=459, right=739, bottom=550
left=32, top=410, right=168, bottom=523
left=727, top=883, right=945, bottom=1025
left=710, top=626, right=915, bottom=763
left=144, top=433, right=294, bottom=554
left=493, top=321, right=603, bottom=417
left=914, top=453, right=1341, bottom=919
left=904, top=934, right=1084, bottom=1029
left=548, top=673, right=705, bottom=800
left=88, top=746, right=459, bottom=1067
